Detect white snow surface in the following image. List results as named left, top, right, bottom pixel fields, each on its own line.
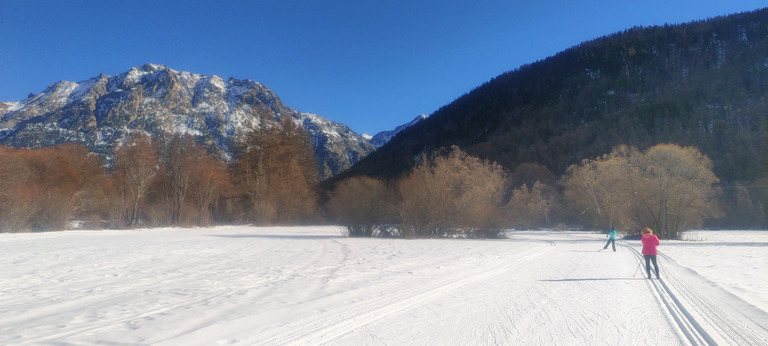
left=1, top=227, right=766, bottom=345
left=368, top=114, right=428, bottom=148
left=69, top=78, right=97, bottom=103
left=3, top=101, right=23, bottom=112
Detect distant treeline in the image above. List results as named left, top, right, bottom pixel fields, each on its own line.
left=328, top=143, right=758, bottom=240
left=3, top=125, right=762, bottom=238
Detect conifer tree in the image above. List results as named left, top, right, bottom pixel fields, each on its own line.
left=233, top=117, right=319, bottom=224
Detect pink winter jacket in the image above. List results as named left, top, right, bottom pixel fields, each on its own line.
left=641, top=234, right=660, bottom=255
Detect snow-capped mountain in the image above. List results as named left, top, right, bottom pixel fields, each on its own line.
left=364, top=114, right=429, bottom=148
left=0, top=64, right=375, bottom=178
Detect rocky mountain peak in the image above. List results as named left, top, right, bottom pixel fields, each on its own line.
left=0, top=64, right=375, bottom=179
left=367, top=114, right=429, bottom=148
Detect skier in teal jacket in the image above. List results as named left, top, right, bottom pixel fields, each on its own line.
left=602, top=227, right=618, bottom=252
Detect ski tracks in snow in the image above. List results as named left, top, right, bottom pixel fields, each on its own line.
left=4, top=228, right=766, bottom=345
left=252, top=240, right=556, bottom=345
left=627, top=246, right=768, bottom=345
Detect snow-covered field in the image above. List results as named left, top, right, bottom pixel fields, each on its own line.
left=1, top=226, right=766, bottom=345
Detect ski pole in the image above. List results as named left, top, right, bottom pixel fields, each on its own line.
left=632, top=260, right=642, bottom=277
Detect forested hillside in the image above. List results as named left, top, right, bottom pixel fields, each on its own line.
left=339, top=9, right=768, bottom=228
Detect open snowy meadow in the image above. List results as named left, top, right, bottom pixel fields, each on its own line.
left=1, top=226, right=766, bottom=345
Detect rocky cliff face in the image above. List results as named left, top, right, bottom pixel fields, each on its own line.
left=0, top=64, right=374, bottom=178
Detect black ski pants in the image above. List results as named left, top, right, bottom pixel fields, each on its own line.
left=603, top=238, right=615, bottom=251
left=644, top=254, right=659, bottom=279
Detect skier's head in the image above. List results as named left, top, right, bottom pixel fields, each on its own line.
left=642, top=227, right=653, bottom=236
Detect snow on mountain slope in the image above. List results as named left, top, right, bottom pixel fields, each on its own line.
left=0, top=64, right=375, bottom=178
left=366, top=114, right=428, bottom=148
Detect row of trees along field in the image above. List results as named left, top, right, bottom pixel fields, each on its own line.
left=0, top=117, right=319, bottom=232
left=329, top=144, right=759, bottom=240
left=0, top=121, right=762, bottom=237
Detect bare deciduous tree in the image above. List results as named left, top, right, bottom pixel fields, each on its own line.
left=562, top=143, right=720, bottom=238
left=189, top=153, right=231, bottom=226
left=506, top=181, right=553, bottom=228
left=113, top=133, right=159, bottom=227
left=54, top=144, right=111, bottom=228
left=160, top=134, right=200, bottom=224
left=328, top=176, right=400, bottom=237
left=398, top=146, right=506, bottom=238
left=0, top=147, right=36, bottom=232
left=0, top=144, right=109, bottom=232
left=628, top=143, right=721, bottom=238
left=562, top=145, right=636, bottom=230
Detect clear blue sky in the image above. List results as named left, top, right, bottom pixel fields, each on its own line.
left=1, top=1, right=765, bottom=135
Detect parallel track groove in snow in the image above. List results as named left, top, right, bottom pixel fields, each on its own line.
left=658, top=252, right=768, bottom=345
left=3, top=228, right=765, bottom=345
left=256, top=241, right=557, bottom=345
left=626, top=245, right=767, bottom=345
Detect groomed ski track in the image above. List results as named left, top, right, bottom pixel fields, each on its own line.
left=257, top=241, right=557, bottom=345
left=260, top=232, right=768, bottom=346
left=627, top=246, right=767, bottom=345
left=244, top=231, right=768, bottom=345
left=2, top=228, right=767, bottom=345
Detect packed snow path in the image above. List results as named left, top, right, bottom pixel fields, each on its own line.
left=1, top=227, right=766, bottom=345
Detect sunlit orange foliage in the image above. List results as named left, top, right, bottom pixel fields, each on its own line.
left=0, top=144, right=111, bottom=232
left=148, top=134, right=233, bottom=226
left=113, top=133, right=160, bottom=227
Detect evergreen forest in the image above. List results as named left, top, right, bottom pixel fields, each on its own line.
left=338, top=8, right=768, bottom=230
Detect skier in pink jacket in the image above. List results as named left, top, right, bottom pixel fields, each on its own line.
left=641, top=227, right=661, bottom=279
